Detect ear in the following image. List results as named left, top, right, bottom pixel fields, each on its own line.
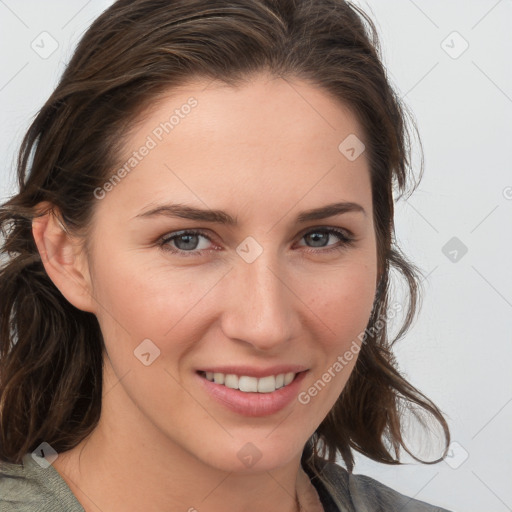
left=32, top=202, right=96, bottom=314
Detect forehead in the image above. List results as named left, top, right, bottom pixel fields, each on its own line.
left=96, top=73, right=371, bottom=224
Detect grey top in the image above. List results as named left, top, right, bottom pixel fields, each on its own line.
left=0, top=452, right=453, bottom=511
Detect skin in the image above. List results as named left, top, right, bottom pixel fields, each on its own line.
left=33, top=73, right=378, bottom=512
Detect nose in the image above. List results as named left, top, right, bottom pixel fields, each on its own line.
left=220, top=252, right=298, bottom=352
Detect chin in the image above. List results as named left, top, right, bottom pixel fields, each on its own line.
left=199, top=436, right=305, bottom=474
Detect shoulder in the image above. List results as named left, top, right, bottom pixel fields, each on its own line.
left=0, top=456, right=45, bottom=512
left=310, top=456, right=453, bottom=512
left=0, top=453, right=84, bottom=512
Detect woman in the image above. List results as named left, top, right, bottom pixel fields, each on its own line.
left=0, top=0, right=452, bottom=510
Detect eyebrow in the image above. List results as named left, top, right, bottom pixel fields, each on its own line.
left=133, top=201, right=366, bottom=225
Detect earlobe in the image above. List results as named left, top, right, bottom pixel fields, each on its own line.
left=32, top=202, right=96, bottom=314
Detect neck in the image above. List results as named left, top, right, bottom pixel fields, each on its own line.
left=52, top=363, right=317, bottom=512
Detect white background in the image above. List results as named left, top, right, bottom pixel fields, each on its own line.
left=1, top=1, right=511, bottom=511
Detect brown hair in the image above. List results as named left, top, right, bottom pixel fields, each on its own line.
left=0, top=0, right=449, bottom=471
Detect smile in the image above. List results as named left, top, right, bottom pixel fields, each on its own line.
left=198, top=371, right=298, bottom=393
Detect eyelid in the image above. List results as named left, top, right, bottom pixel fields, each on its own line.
left=157, top=226, right=356, bottom=256
left=158, top=229, right=218, bottom=253
left=296, top=225, right=354, bottom=241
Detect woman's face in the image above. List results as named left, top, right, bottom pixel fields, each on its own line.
left=82, top=73, right=377, bottom=472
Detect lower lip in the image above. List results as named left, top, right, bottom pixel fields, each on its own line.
left=196, top=371, right=308, bottom=417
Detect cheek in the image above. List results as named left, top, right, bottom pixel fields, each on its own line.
left=299, top=259, right=377, bottom=343
left=90, top=248, right=219, bottom=342
left=90, top=233, right=377, bottom=368
left=295, top=265, right=374, bottom=418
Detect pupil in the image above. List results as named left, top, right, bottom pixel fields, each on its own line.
left=307, top=232, right=327, bottom=247
left=176, top=234, right=198, bottom=250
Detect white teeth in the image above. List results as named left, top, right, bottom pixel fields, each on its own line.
left=239, top=376, right=259, bottom=392
left=257, top=375, right=275, bottom=393
left=284, top=372, right=295, bottom=386
left=213, top=372, right=225, bottom=385
left=202, top=371, right=298, bottom=393
left=224, top=374, right=238, bottom=389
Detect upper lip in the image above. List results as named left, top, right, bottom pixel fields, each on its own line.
left=197, top=365, right=308, bottom=378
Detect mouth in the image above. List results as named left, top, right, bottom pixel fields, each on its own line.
left=196, top=368, right=309, bottom=416
left=197, top=370, right=304, bottom=394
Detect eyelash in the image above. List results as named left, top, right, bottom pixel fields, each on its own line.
left=157, top=227, right=355, bottom=257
